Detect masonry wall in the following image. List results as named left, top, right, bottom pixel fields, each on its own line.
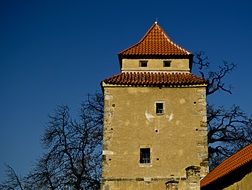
left=223, top=171, right=252, bottom=190
left=101, top=86, right=208, bottom=190
left=121, top=59, right=190, bottom=71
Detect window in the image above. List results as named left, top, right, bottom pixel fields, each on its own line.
left=156, top=102, right=164, bottom=114
left=139, top=60, right=148, bottom=67
left=140, top=148, right=150, bottom=163
left=163, top=60, right=171, bottom=67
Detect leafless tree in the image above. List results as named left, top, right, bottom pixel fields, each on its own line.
left=207, top=105, right=252, bottom=168
left=0, top=93, right=103, bottom=190
left=25, top=154, right=61, bottom=189
left=194, top=51, right=236, bottom=96
left=0, top=164, right=26, bottom=190
left=2, top=53, right=252, bottom=188
left=194, top=52, right=252, bottom=169
left=32, top=93, right=103, bottom=190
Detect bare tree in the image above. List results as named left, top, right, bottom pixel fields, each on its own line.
left=0, top=164, right=26, bottom=190
left=194, top=52, right=252, bottom=169
left=0, top=93, right=103, bottom=190
left=207, top=105, right=252, bottom=168
left=194, top=51, right=236, bottom=96
left=2, top=53, right=252, bottom=188
left=29, top=93, right=103, bottom=190
left=25, top=154, right=61, bottom=189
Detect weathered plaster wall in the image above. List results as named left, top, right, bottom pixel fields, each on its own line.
left=101, top=86, right=208, bottom=190
left=121, top=59, right=190, bottom=71
left=224, top=171, right=252, bottom=190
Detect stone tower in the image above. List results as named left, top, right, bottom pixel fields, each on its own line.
left=101, top=22, right=208, bottom=190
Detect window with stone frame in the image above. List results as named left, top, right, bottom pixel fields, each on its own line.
left=156, top=102, right=164, bottom=114
left=140, top=148, right=151, bottom=164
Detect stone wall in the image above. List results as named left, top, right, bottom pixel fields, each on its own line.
left=121, top=59, right=190, bottom=72
left=224, top=171, right=252, bottom=190
left=101, top=85, right=208, bottom=190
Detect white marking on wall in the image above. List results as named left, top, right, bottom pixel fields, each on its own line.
left=145, top=111, right=154, bottom=122
left=166, top=113, right=174, bottom=122
left=104, top=94, right=113, bottom=100
left=102, top=150, right=114, bottom=155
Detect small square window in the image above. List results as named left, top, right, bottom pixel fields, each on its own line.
left=140, top=60, right=148, bottom=67
left=140, top=148, right=150, bottom=164
left=156, top=102, right=164, bottom=114
left=163, top=60, right=171, bottom=67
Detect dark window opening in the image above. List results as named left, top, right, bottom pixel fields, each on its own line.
left=140, top=148, right=150, bottom=163
left=163, top=60, right=171, bottom=67
left=140, top=60, right=148, bottom=67
left=156, top=102, right=164, bottom=114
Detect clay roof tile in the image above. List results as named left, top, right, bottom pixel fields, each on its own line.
left=103, top=72, right=206, bottom=86
left=200, top=143, right=252, bottom=188
left=119, top=22, right=191, bottom=57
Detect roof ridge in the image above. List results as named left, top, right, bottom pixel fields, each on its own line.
left=118, top=23, right=157, bottom=55
left=156, top=23, right=191, bottom=55
left=119, top=22, right=191, bottom=56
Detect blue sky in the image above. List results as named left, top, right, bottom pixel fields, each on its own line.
left=1, top=0, right=252, bottom=180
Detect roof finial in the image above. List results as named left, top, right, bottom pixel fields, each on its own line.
left=155, top=18, right=158, bottom=24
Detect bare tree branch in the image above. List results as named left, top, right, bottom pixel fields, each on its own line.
left=207, top=104, right=252, bottom=169
left=0, top=93, right=103, bottom=190
left=0, top=165, right=25, bottom=190
left=193, top=52, right=252, bottom=170
left=1, top=51, right=251, bottom=187
left=193, top=51, right=236, bottom=96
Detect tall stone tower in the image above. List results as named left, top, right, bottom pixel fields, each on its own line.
left=101, top=22, right=208, bottom=190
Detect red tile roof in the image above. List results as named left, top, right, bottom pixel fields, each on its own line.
left=119, top=22, right=191, bottom=57
left=103, top=72, right=206, bottom=86
left=201, top=143, right=252, bottom=188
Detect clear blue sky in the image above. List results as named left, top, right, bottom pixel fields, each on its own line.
left=1, top=0, right=252, bottom=180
